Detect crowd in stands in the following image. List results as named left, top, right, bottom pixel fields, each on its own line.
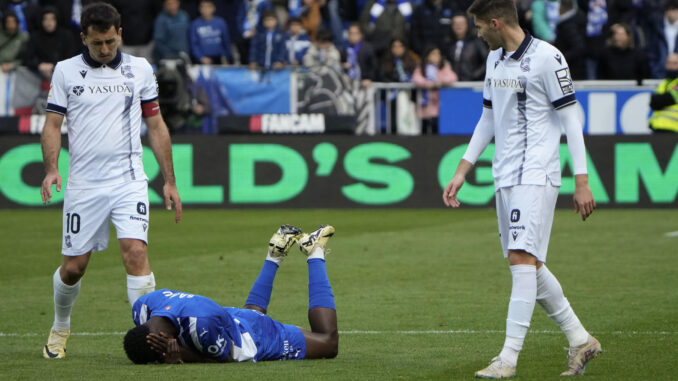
left=2, top=0, right=678, bottom=134
left=5, top=0, right=678, bottom=83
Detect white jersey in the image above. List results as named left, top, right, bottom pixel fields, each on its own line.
left=480, top=34, right=576, bottom=189
left=46, top=50, right=158, bottom=189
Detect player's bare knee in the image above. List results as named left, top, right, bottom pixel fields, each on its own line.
left=122, top=245, right=148, bottom=271
left=60, top=263, right=86, bottom=284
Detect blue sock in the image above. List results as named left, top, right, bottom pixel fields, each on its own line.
left=245, top=260, right=279, bottom=310
left=308, top=258, right=335, bottom=310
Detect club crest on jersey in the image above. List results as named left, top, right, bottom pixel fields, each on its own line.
left=72, top=86, right=85, bottom=96
left=79, top=70, right=87, bottom=78
left=520, top=57, right=531, bottom=72
left=121, top=65, right=134, bottom=78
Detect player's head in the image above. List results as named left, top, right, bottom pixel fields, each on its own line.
left=467, top=0, right=519, bottom=50
left=123, top=324, right=164, bottom=364
left=80, top=2, right=122, bottom=65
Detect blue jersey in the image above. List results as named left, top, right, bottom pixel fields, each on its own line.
left=132, top=289, right=305, bottom=362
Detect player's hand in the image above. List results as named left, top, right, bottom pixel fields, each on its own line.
left=163, top=182, right=182, bottom=223
left=41, top=170, right=62, bottom=204
left=573, top=181, right=596, bottom=221
left=147, top=332, right=182, bottom=364
left=442, top=174, right=465, bottom=208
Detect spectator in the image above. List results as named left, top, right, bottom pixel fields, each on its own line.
left=379, top=38, right=418, bottom=134
left=342, top=23, right=377, bottom=86
left=110, top=0, right=162, bottom=63
left=379, top=37, right=417, bottom=82
left=515, top=0, right=534, bottom=35
left=153, top=0, right=191, bottom=62
left=249, top=10, right=287, bottom=70
left=599, top=23, right=648, bottom=81
left=0, top=11, right=28, bottom=73
left=236, top=0, right=273, bottom=64
left=531, top=0, right=560, bottom=42
left=412, top=45, right=457, bottom=134
left=358, top=0, right=411, bottom=59
left=410, top=0, right=458, bottom=56
left=23, top=6, right=74, bottom=80
left=0, top=0, right=41, bottom=33
left=648, top=52, right=678, bottom=132
left=577, top=0, right=609, bottom=79
left=286, top=17, right=311, bottom=66
left=302, top=28, right=341, bottom=70
left=647, top=0, right=678, bottom=79
left=553, top=0, right=587, bottom=80
left=191, top=0, right=232, bottom=65
left=297, top=0, right=323, bottom=42
left=443, top=12, right=488, bottom=81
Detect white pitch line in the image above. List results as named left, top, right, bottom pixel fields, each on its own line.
left=2, top=330, right=677, bottom=338
left=664, top=231, right=678, bottom=238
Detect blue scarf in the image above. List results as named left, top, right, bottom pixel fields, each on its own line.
left=586, top=0, right=608, bottom=37
left=394, top=58, right=410, bottom=82
left=369, top=0, right=412, bottom=27
left=347, top=43, right=361, bottom=80
left=420, top=64, right=438, bottom=107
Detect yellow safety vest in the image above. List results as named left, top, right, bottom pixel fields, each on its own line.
left=649, top=78, right=678, bottom=133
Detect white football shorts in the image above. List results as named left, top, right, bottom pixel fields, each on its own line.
left=495, top=183, right=559, bottom=263
left=61, top=181, right=150, bottom=256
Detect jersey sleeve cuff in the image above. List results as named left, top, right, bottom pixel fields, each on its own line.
left=140, top=96, right=158, bottom=104
left=46, top=103, right=67, bottom=115
left=552, top=94, right=577, bottom=110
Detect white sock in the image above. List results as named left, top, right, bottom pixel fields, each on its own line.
left=126, top=272, right=156, bottom=306
left=536, top=265, right=589, bottom=347
left=52, top=267, right=81, bottom=331
left=501, top=265, right=537, bottom=367
left=307, top=247, right=325, bottom=260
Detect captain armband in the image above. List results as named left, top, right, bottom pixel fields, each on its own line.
left=141, top=99, right=160, bottom=118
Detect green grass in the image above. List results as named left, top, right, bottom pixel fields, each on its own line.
left=0, top=208, right=676, bottom=380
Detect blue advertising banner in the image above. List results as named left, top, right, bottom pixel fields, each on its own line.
left=438, top=87, right=654, bottom=135
left=212, top=67, right=291, bottom=114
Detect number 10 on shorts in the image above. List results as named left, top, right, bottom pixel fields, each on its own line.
left=66, top=213, right=81, bottom=234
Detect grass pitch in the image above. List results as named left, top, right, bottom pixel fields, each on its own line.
left=0, top=208, right=676, bottom=380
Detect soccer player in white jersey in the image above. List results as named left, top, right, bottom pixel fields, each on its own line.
left=40, top=2, right=182, bottom=359
left=442, top=0, right=602, bottom=378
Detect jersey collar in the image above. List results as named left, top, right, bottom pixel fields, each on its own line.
left=82, top=49, right=122, bottom=69
left=500, top=30, right=533, bottom=61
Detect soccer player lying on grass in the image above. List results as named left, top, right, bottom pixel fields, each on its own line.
left=123, top=225, right=337, bottom=363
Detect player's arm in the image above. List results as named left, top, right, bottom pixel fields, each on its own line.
left=556, top=104, right=596, bottom=221
left=41, top=112, right=64, bottom=204
left=147, top=332, right=221, bottom=363
left=443, top=107, right=494, bottom=207
left=145, top=112, right=182, bottom=222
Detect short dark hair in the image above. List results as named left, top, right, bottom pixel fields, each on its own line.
left=666, top=0, right=678, bottom=11
left=467, top=0, right=519, bottom=26
left=199, top=0, right=215, bottom=5
left=316, top=29, right=334, bottom=43
left=288, top=16, right=302, bottom=25
left=262, top=9, right=277, bottom=21
left=80, top=2, right=121, bottom=35
left=123, top=325, right=163, bottom=364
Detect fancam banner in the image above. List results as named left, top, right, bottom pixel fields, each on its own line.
left=0, top=136, right=676, bottom=209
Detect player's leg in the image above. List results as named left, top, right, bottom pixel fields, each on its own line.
left=112, top=182, right=155, bottom=306
left=244, top=225, right=302, bottom=314
left=298, top=225, right=338, bottom=359
left=533, top=185, right=602, bottom=375
left=45, top=188, right=111, bottom=359
left=477, top=186, right=544, bottom=378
